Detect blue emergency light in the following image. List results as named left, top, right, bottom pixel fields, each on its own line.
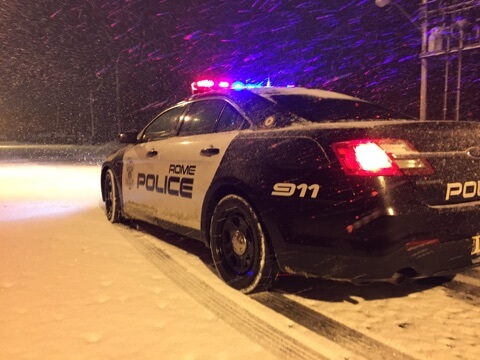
left=191, top=78, right=274, bottom=94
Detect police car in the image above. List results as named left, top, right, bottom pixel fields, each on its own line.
left=101, top=80, right=480, bottom=293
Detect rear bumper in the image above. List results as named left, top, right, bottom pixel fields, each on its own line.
left=255, top=171, right=480, bottom=282
left=278, top=237, right=478, bottom=283
left=269, top=205, right=480, bottom=282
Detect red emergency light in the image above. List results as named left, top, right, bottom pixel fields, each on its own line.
left=191, top=79, right=230, bottom=94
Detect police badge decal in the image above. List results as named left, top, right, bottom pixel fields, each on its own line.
left=126, top=159, right=134, bottom=190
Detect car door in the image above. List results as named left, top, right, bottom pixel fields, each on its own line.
left=121, top=105, right=184, bottom=220
left=141, top=98, right=246, bottom=230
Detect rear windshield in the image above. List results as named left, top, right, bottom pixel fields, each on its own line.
left=269, top=95, right=413, bottom=122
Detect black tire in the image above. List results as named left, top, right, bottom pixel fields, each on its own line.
left=104, top=168, right=123, bottom=223
left=210, top=194, right=278, bottom=293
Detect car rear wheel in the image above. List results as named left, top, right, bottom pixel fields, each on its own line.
left=104, top=169, right=123, bottom=223
left=210, top=194, right=278, bottom=293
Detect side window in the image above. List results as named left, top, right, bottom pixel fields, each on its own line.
left=179, top=100, right=225, bottom=136
left=215, top=103, right=246, bottom=132
left=142, top=106, right=184, bottom=141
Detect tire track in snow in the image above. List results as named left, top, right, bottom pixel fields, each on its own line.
left=121, top=223, right=478, bottom=359
left=251, top=292, right=416, bottom=360
left=123, top=227, right=330, bottom=360
left=442, top=275, right=480, bottom=306
left=454, top=273, right=480, bottom=288
left=459, top=267, right=480, bottom=280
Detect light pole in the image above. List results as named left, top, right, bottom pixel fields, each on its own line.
left=89, top=90, right=95, bottom=143
left=420, top=0, right=428, bottom=121
left=453, top=20, right=467, bottom=121
left=115, top=53, right=122, bottom=135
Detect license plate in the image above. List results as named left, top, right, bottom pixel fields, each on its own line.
left=472, top=235, right=480, bottom=256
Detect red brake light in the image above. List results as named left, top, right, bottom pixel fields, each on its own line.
left=331, top=139, right=434, bottom=176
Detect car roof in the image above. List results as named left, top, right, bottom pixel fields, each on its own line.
left=189, top=86, right=364, bottom=102
left=249, top=87, right=364, bottom=102
left=184, top=86, right=387, bottom=128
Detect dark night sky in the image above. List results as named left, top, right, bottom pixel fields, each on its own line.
left=0, top=0, right=478, bottom=142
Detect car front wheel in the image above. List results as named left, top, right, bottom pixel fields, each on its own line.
left=210, top=194, right=278, bottom=293
left=104, top=168, right=123, bottom=223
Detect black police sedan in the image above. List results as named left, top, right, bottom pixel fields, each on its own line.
left=101, top=85, right=480, bottom=293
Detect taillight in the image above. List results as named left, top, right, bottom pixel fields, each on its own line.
left=331, top=139, right=434, bottom=176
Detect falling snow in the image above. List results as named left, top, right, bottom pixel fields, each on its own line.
left=1, top=1, right=479, bottom=144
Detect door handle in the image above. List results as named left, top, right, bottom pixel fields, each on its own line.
left=200, top=147, right=220, bottom=157
left=146, top=150, right=158, bottom=157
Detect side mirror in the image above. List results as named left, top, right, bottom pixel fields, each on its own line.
left=118, top=131, right=139, bottom=144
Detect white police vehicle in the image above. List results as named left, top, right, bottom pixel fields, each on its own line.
left=101, top=79, right=480, bottom=293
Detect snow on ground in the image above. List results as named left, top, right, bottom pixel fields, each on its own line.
left=1, top=151, right=479, bottom=359
left=280, top=278, right=480, bottom=360
left=0, top=163, right=280, bottom=360
left=0, top=160, right=357, bottom=360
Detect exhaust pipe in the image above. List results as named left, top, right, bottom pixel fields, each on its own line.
left=389, top=268, right=418, bottom=284
left=389, top=272, right=406, bottom=284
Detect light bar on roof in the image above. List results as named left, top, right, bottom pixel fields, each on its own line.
left=191, top=78, right=277, bottom=94
left=191, top=79, right=229, bottom=94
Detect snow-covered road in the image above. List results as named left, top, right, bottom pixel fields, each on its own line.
left=0, top=151, right=479, bottom=359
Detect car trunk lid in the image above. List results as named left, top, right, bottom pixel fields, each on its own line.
left=313, top=120, right=480, bottom=207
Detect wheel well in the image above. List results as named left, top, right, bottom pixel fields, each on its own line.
left=101, top=165, right=127, bottom=220
left=100, top=166, right=110, bottom=201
